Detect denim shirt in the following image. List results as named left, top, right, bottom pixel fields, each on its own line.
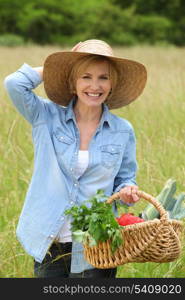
left=4, top=63, right=137, bottom=273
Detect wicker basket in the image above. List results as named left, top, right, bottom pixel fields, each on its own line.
left=83, top=190, right=184, bottom=269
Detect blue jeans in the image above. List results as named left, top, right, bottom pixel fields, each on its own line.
left=34, top=242, right=117, bottom=278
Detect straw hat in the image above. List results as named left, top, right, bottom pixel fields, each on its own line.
left=43, top=39, right=147, bottom=109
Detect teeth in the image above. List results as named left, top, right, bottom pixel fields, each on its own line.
left=87, top=93, right=101, bottom=97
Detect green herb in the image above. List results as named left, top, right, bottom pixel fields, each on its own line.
left=65, top=190, right=123, bottom=253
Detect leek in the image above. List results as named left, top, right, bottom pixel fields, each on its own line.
left=142, top=179, right=185, bottom=220
left=142, top=179, right=176, bottom=220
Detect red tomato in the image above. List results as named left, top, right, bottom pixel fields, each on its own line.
left=116, top=213, right=144, bottom=226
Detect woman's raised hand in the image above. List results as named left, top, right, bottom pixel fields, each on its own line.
left=33, top=67, right=43, bottom=80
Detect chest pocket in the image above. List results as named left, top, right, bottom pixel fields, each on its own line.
left=53, top=128, right=74, bottom=155
left=100, top=144, right=122, bottom=169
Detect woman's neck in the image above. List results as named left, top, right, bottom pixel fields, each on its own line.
left=74, top=101, right=103, bottom=123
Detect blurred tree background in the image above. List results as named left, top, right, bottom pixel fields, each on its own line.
left=0, top=0, right=184, bottom=46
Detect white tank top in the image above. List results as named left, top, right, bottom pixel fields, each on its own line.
left=57, top=150, right=89, bottom=242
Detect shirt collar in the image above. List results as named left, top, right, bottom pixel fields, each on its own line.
left=65, top=97, right=112, bottom=129
left=65, top=97, right=77, bottom=123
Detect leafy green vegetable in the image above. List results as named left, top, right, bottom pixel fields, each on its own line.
left=65, top=190, right=123, bottom=253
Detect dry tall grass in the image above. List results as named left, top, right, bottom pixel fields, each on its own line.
left=0, top=45, right=185, bottom=277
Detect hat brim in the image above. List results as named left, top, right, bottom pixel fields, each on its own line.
left=43, top=51, right=147, bottom=109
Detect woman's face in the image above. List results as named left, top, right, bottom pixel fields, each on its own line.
left=75, top=61, right=112, bottom=108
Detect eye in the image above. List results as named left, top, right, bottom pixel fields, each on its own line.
left=82, top=75, right=91, bottom=79
left=100, top=76, right=109, bottom=80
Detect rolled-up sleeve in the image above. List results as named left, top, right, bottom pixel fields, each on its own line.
left=113, top=127, right=138, bottom=193
left=4, top=63, right=44, bottom=125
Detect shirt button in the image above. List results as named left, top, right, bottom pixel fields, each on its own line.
left=49, top=234, right=54, bottom=239
left=74, top=183, right=78, bottom=187
left=70, top=201, right=74, bottom=205
left=60, top=136, right=64, bottom=140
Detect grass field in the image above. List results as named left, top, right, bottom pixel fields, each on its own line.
left=0, top=45, right=185, bottom=278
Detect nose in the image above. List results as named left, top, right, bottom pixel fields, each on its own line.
left=89, top=79, right=100, bottom=90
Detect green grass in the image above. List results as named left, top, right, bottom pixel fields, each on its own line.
left=0, top=45, right=185, bottom=278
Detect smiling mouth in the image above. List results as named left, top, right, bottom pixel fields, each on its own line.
left=85, top=92, right=103, bottom=97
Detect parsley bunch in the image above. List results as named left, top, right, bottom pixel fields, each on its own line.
left=65, top=190, right=123, bottom=253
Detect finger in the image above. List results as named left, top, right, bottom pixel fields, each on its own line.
left=131, top=186, right=139, bottom=193
left=131, top=193, right=140, bottom=202
left=119, top=187, right=132, bottom=203
left=119, top=186, right=140, bottom=203
left=124, top=186, right=132, bottom=197
left=131, top=186, right=139, bottom=198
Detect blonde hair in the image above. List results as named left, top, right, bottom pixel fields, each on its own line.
left=68, top=55, right=118, bottom=96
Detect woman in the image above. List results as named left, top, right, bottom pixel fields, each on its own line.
left=4, top=39, right=147, bottom=278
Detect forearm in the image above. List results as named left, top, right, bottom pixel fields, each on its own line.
left=4, top=63, right=43, bottom=124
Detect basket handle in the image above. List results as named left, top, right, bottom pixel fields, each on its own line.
left=106, top=190, right=168, bottom=220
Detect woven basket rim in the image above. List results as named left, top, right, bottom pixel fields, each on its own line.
left=121, top=218, right=183, bottom=231
left=83, top=218, right=183, bottom=247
